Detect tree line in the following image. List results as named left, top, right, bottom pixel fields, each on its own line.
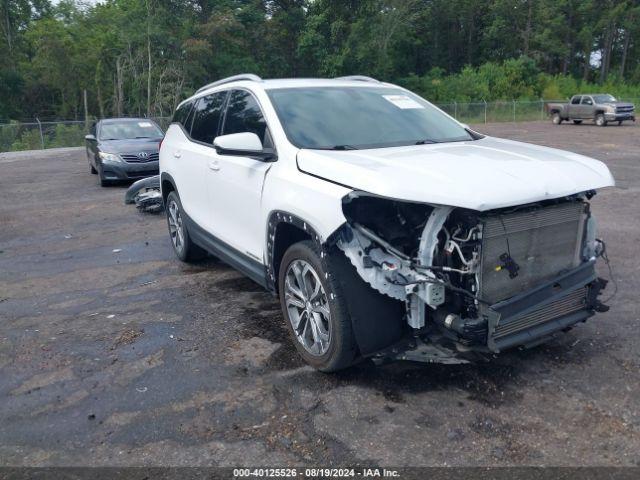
left=1, top=0, right=639, bottom=121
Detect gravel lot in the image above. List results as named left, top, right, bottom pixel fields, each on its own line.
left=1, top=121, right=639, bottom=467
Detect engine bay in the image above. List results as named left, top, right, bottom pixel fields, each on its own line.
left=331, top=191, right=609, bottom=362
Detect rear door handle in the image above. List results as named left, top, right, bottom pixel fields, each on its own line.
left=208, top=159, right=220, bottom=171
left=173, top=151, right=181, bottom=158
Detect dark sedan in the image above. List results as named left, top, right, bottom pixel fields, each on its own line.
left=85, top=118, right=164, bottom=186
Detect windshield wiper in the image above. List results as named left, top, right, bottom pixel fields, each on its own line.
left=328, top=144, right=359, bottom=150
left=415, top=139, right=439, bottom=145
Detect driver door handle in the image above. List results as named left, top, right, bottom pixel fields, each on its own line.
left=208, top=159, right=220, bottom=171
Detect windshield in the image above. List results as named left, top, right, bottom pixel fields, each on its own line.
left=266, top=87, right=474, bottom=150
left=99, top=120, right=163, bottom=140
left=593, top=94, right=617, bottom=103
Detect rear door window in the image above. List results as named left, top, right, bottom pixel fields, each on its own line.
left=190, top=92, right=227, bottom=144
left=571, top=96, right=581, bottom=105
left=222, top=90, right=268, bottom=144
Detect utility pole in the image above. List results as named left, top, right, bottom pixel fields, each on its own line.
left=83, top=89, right=89, bottom=132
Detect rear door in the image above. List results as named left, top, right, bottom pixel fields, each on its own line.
left=173, top=92, right=227, bottom=231
left=206, top=89, right=273, bottom=262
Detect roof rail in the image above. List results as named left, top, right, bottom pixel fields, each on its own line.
left=334, top=75, right=380, bottom=83
left=196, top=74, right=262, bottom=94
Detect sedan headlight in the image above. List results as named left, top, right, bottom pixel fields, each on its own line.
left=99, top=152, right=122, bottom=163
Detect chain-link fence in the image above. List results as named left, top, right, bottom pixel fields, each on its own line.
left=0, top=117, right=171, bottom=153
left=436, top=98, right=639, bottom=124
left=1, top=99, right=638, bottom=153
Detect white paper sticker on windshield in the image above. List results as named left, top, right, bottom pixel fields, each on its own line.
left=382, top=95, right=424, bottom=109
left=138, top=121, right=153, bottom=127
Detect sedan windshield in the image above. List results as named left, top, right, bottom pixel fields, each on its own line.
left=266, top=86, right=473, bottom=150
left=593, top=94, right=617, bottom=103
left=99, top=120, right=163, bottom=140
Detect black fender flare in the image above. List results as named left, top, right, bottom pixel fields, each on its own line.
left=160, top=172, right=177, bottom=202
left=266, top=211, right=406, bottom=357
left=265, top=210, right=324, bottom=293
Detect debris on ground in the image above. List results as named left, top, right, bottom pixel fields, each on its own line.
left=112, top=328, right=144, bottom=349
left=125, top=175, right=163, bottom=213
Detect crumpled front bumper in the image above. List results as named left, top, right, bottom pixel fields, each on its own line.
left=484, top=261, right=605, bottom=352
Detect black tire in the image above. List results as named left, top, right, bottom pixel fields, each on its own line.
left=278, top=240, right=357, bottom=372
left=165, top=191, right=206, bottom=262
left=595, top=113, right=607, bottom=127
left=573, top=120, right=582, bottom=125
left=552, top=112, right=562, bottom=125
left=98, top=167, right=111, bottom=187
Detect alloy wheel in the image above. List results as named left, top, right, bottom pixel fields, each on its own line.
left=284, top=259, right=331, bottom=356
left=167, top=199, right=185, bottom=254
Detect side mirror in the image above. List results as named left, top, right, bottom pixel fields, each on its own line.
left=85, top=134, right=96, bottom=141
left=213, top=132, right=274, bottom=160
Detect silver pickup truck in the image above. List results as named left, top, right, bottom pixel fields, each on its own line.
left=547, top=94, right=635, bottom=126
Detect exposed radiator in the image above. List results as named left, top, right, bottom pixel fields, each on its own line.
left=493, top=286, right=588, bottom=339
left=479, top=201, right=587, bottom=303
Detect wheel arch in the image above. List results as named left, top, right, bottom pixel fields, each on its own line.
left=160, top=172, right=177, bottom=204
left=266, top=210, right=324, bottom=294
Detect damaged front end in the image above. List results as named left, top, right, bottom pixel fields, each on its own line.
left=329, top=191, right=610, bottom=364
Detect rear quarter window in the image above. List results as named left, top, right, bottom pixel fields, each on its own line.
left=172, top=101, right=193, bottom=128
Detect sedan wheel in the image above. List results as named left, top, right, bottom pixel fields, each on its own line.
left=284, top=259, right=331, bottom=356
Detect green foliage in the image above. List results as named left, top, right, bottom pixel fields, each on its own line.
left=1, top=0, right=639, bottom=121
left=45, top=123, right=85, bottom=148
left=11, top=128, right=44, bottom=151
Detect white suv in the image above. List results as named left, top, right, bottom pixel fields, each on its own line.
left=160, top=74, right=615, bottom=371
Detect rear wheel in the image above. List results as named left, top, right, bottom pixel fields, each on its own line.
left=595, top=113, right=607, bottom=127
left=165, top=191, right=206, bottom=262
left=278, top=240, right=357, bottom=372
left=552, top=112, right=562, bottom=125
left=573, top=120, right=582, bottom=125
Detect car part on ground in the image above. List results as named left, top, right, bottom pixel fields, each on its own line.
left=125, top=175, right=163, bottom=213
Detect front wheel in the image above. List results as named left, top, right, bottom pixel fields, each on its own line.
left=595, top=113, right=607, bottom=127
left=552, top=112, right=562, bottom=125
left=278, top=240, right=357, bottom=372
left=98, top=167, right=111, bottom=187
left=165, top=191, right=206, bottom=262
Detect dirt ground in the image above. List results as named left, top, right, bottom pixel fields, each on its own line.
left=1, top=121, right=639, bottom=467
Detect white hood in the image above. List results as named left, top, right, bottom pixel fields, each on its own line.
left=297, top=136, right=615, bottom=211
